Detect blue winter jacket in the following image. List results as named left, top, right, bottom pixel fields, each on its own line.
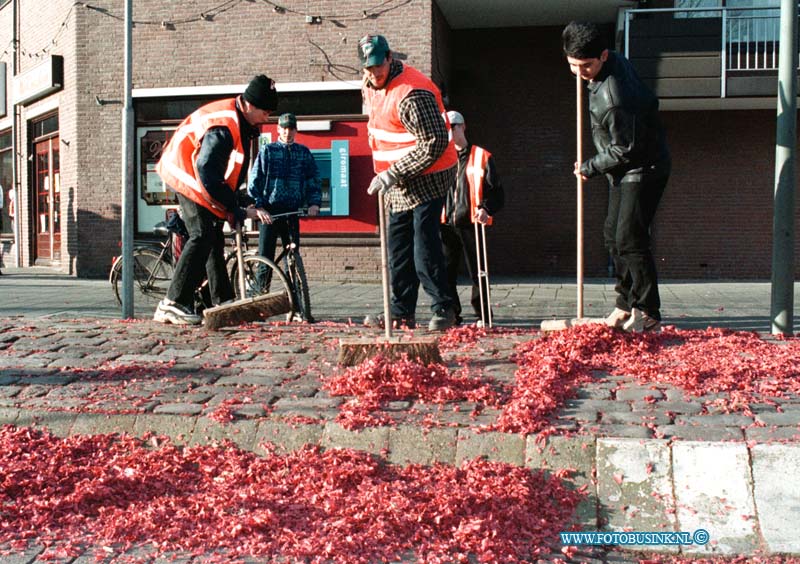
left=247, top=141, right=322, bottom=213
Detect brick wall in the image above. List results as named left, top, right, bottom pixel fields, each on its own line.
left=449, top=26, right=800, bottom=279
left=1, top=2, right=797, bottom=280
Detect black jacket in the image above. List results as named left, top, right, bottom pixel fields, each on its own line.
left=444, top=144, right=504, bottom=229
left=581, top=51, right=670, bottom=182
left=195, top=97, right=258, bottom=221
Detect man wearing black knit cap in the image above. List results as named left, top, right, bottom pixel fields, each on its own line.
left=155, top=74, right=279, bottom=325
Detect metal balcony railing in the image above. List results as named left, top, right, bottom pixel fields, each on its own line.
left=622, top=6, right=795, bottom=97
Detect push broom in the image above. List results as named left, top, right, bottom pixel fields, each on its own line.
left=203, top=223, right=291, bottom=331
left=338, top=185, right=441, bottom=366
left=541, top=73, right=605, bottom=332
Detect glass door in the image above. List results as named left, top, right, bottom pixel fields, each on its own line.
left=33, top=136, right=60, bottom=262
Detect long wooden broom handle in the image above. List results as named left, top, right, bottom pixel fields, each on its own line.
left=378, top=194, right=392, bottom=340
left=235, top=223, right=247, bottom=298
left=576, top=72, right=584, bottom=320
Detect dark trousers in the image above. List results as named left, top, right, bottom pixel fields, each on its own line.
left=441, top=223, right=490, bottom=320
left=257, top=216, right=300, bottom=264
left=167, top=194, right=233, bottom=309
left=387, top=196, right=453, bottom=318
left=604, top=170, right=669, bottom=320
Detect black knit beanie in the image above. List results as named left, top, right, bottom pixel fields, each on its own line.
left=243, top=74, right=278, bottom=112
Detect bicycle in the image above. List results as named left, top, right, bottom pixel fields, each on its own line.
left=109, top=220, right=180, bottom=306
left=252, top=209, right=313, bottom=323
left=110, top=218, right=297, bottom=319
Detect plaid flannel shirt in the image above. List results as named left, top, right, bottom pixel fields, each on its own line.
left=366, top=60, right=455, bottom=212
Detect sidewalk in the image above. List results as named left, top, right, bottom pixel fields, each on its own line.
left=0, top=266, right=793, bottom=332
left=0, top=270, right=799, bottom=562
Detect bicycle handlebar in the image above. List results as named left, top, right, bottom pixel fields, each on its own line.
left=265, top=209, right=307, bottom=219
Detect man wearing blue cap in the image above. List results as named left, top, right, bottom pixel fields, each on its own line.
left=359, top=34, right=458, bottom=332
left=247, top=112, right=321, bottom=321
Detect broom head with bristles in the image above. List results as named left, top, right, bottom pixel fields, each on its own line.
left=338, top=335, right=442, bottom=366
left=540, top=317, right=607, bottom=333
left=203, top=291, right=291, bottom=331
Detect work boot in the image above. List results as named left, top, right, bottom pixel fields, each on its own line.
left=605, top=307, right=631, bottom=329
left=363, top=312, right=416, bottom=330
left=153, top=298, right=202, bottom=325
left=428, top=307, right=456, bottom=331
left=622, top=308, right=661, bottom=332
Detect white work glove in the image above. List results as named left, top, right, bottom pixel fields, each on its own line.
left=367, top=169, right=398, bottom=196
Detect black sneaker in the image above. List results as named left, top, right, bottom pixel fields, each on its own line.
left=363, top=312, right=416, bottom=329
left=428, top=308, right=456, bottom=331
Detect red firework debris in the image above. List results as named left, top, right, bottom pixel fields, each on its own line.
left=0, top=426, right=582, bottom=564
left=324, top=355, right=502, bottom=430
left=492, top=325, right=800, bottom=434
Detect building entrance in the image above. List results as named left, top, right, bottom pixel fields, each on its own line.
left=32, top=117, right=60, bottom=263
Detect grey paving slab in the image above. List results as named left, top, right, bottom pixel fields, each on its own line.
left=70, top=413, right=137, bottom=436
left=597, top=438, right=677, bottom=550
left=321, top=421, right=390, bottom=454
left=672, top=441, right=759, bottom=556
left=189, top=416, right=258, bottom=451
left=387, top=425, right=458, bottom=465
left=253, top=419, right=324, bottom=454
left=526, top=435, right=597, bottom=527
left=0, top=545, right=44, bottom=564
left=751, top=444, right=800, bottom=554
left=455, top=429, right=525, bottom=465
left=135, top=413, right=197, bottom=445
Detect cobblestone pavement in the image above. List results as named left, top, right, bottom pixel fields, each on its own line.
left=1, top=271, right=799, bottom=562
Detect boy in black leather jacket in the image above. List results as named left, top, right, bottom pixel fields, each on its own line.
left=563, top=21, right=671, bottom=332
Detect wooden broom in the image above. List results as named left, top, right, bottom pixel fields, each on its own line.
left=338, top=188, right=441, bottom=366
left=541, top=72, right=604, bottom=332
left=203, top=223, right=291, bottom=331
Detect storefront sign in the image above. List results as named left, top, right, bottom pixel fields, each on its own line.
left=0, top=62, right=6, bottom=118
left=13, top=56, right=63, bottom=106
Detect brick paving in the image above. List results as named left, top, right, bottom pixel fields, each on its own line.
left=1, top=272, right=799, bottom=562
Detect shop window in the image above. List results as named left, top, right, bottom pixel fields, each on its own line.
left=0, top=130, right=11, bottom=235
left=136, top=126, right=178, bottom=232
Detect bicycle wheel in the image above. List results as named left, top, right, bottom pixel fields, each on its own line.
left=112, top=248, right=174, bottom=305
left=229, top=255, right=296, bottom=317
left=287, top=253, right=313, bottom=322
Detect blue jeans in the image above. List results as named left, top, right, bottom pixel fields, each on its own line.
left=167, top=194, right=232, bottom=309
left=387, top=196, right=453, bottom=318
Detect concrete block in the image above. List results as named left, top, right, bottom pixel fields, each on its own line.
left=597, top=438, right=677, bottom=550
left=253, top=420, right=324, bottom=455
left=526, top=435, right=597, bottom=528
left=321, top=422, right=389, bottom=455
left=135, top=414, right=197, bottom=446
left=751, top=444, right=800, bottom=554
left=387, top=425, right=458, bottom=465
left=189, top=416, right=259, bottom=451
left=455, top=429, right=525, bottom=466
left=672, top=441, right=759, bottom=555
left=71, top=413, right=136, bottom=435
left=0, top=407, right=19, bottom=425
left=153, top=402, right=204, bottom=416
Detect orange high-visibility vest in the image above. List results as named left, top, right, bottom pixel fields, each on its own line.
left=363, top=65, right=456, bottom=175
left=156, top=98, right=246, bottom=219
left=442, top=145, right=494, bottom=226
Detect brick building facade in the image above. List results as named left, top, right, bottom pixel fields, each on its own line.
left=0, top=0, right=797, bottom=280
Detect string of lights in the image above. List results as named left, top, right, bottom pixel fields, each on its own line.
left=79, top=0, right=413, bottom=28
left=1, top=0, right=413, bottom=73
left=0, top=2, right=79, bottom=62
